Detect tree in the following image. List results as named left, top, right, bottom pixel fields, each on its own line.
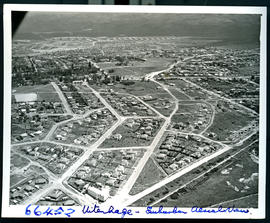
left=170, top=192, right=179, bottom=200
left=108, top=68, right=114, bottom=73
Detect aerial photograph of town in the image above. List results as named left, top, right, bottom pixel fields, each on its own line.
left=9, top=11, right=261, bottom=209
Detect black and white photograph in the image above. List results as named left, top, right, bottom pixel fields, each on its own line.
left=2, top=4, right=267, bottom=219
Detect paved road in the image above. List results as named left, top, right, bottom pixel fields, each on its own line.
left=51, top=82, right=73, bottom=114
left=200, top=101, right=216, bottom=134
left=117, top=141, right=230, bottom=206
left=109, top=69, right=182, bottom=200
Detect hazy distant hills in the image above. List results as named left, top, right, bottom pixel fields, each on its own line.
left=13, top=12, right=261, bottom=43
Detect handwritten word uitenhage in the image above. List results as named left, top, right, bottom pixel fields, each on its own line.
left=25, top=204, right=250, bottom=218
left=82, top=204, right=134, bottom=218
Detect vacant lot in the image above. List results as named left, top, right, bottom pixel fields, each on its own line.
left=160, top=79, right=217, bottom=100
left=205, top=109, right=255, bottom=142
left=143, top=93, right=175, bottom=117
left=211, top=193, right=258, bottom=208
left=169, top=88, right=191, bottom=100
left=37, top=92, right=62, bottom=102
left=13, top=83, right=63, bottom=103
left=155, top=142, right=258, bottom=208
left=125, top=81, right=168, bottom=96
left=11, top=153, right=30, bottom=169
left=129, top=157, right=167, bottom=195
left=90, top=80, right=168, bottom=96
left=177, top=103, right=199, bottom=113
left=13, top=83, right=56, bottom=94
left=10, top=174, right=26, bottom=187
left=130, top=133, right=258, bottom=207
left=99, top=57, right=175, bottom=78
left=99, top=118, right=164, bottom=148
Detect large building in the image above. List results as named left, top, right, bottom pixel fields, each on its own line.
left=87, top=186, right=110, bottom=202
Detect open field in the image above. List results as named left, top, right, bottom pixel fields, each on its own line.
left=98, top=57, right=175, bottom=78
left=129, top=157, right=167, bottom=195
left=204, top=101, right=256, bottom=142
left=11, top=153, right=30, bottom=169
left=13, top=83, right=56, bottom=94
left=13, top=84, right=63, bottom=103
left=10, top=152, right=31, bottom=187
left=123, top=81, right=168, bottom=96
left=169, top=88, right=191, bottom=100
left=10, top=174, right=26, bottom=187
left=155, top=142, right=258, bottom=208
left=171, top=102, right=212, bottom=133
left=211, top=193, right=258, bottom=208
left=99, top=118, right=164, bottom=148
left=90, top=80, right=168, bottom=96
left=187, top=77, right=259, bottom=99
left=130, top=133, right=258, bottom=207
left=159, top=79, right=218, bottom=100
left=143, top=93, right=175, bottom=117
left=205, top=111, right=253, bottom=140
left=36, top=93, right=62, bottom=102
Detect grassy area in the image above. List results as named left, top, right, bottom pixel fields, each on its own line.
left=130, top=133, right=258, bottom=207
left=13, top=83, right=63, bottom=103
left=129, top=157, right=167, bottom=195
left=205, top=110, right=255, bottom=141
left=160, top=79, right=217, bottom=100
left=187, top=77, right=259, bottom=99
left=238, top=66, right=259, bottom=77
left=13, top=83, right=56, bottom=94
left=171, top=113, right=199, bottom=132
left=10, top=174, right=26, bottom=187
left=90, top=80, right=168, bottom=96
left=169, top=88, right=190, bottom=100
left=155, top=142, right=258, bottom=208
left=177, top=103, right=199, bottom=113
left=37, top=92, right=62, bottom=102
left=99, top=118, right=164, bottom=148
left=211, top=194, right=258, bottom=208
left=143, top=93, right=175, bottom=117
left=99, top=57, right=174, bottom=78
left=11, top=153, right=30, bottom=168
left=125, top=82, right=168, bottom=96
